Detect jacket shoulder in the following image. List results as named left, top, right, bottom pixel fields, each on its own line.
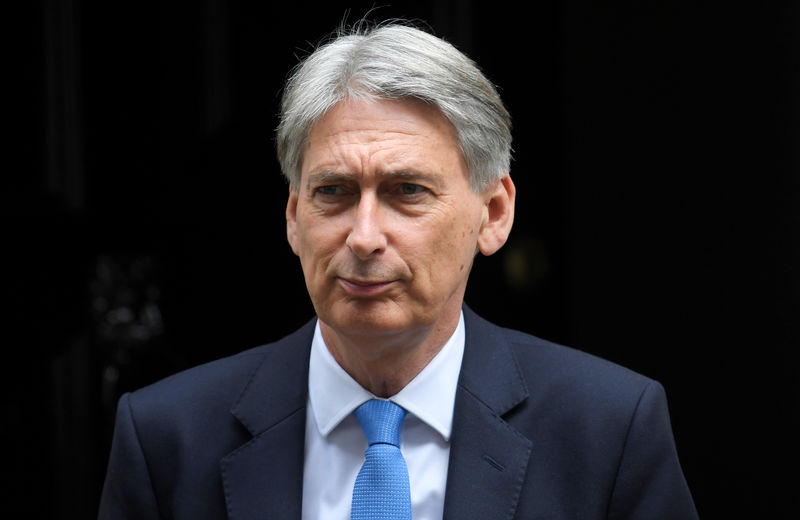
left=505, top=325, right=655, bottom=392
left=467, top=307, right=652, bottom=381
left=126, top=318, right=315, bottom=425
left=464, top=308, right=657, bottom=411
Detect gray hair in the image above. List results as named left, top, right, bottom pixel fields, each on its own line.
left=276, top=21, right=512, bottom=192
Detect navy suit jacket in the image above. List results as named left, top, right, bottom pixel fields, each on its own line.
left=99, top=307, right=698, bottom=519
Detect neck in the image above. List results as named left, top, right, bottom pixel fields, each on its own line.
left=319, top=309, right=460, bottom=398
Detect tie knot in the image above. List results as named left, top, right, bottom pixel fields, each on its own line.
left=354, top=399, right=407, bottom=447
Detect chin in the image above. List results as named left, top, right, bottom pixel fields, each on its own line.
left=324, top=302, right=422, bottom=336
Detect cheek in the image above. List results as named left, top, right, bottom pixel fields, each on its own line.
left=411, top=213, right=480, bottom=284
left=295, top=218, right=338, bottom=272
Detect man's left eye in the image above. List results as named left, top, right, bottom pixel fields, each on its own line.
left=399, top=183, right=425, bottom=195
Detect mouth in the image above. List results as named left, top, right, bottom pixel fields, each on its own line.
left=337, top=277, right=395, bottom=297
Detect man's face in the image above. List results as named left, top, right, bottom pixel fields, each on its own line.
left=286, top=98, right=501, bottom=341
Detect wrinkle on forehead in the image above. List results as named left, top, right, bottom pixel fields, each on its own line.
left=306, top=97, right=458, bottom=145
left=300, top=99, right=465, bottom=187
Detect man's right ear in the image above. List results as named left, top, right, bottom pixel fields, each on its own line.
left=286, top=184, right=300, bottom=256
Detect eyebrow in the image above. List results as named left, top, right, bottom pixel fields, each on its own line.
left=304, top=171, right=350, bottom=191
left=304, top=169, right=443, bottom=191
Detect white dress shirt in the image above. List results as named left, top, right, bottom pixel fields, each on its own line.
left=301, top=312, right=466, bottom=520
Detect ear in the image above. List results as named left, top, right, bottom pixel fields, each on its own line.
left=477, top=174, right=516, bottom=256
left=286, top=184, right=300, bottom=256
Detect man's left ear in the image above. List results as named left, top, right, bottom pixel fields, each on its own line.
left=477, top=174, right=516, bottom=256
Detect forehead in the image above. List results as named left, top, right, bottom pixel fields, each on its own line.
left=300, top=98, right=465, bottom=178
left=312, top=97, right=456, bottom=134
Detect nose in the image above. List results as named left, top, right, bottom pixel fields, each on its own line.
left=345, top=194, right=387, bottom=260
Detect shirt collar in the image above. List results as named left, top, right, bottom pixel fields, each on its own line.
left=308, top=311, right=466, bottom=442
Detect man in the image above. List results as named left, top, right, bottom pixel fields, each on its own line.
left=99, top=21, right=698, bottom=519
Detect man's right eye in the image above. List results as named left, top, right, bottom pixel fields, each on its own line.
left=316, top=185, right=341, bottom=196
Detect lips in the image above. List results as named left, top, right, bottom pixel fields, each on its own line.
left=338, top=277, right=395, bottom=296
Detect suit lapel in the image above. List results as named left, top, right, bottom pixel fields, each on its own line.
left=443, top=308, right=532, bottom=520
left=220, top=320, right=315, bottom=520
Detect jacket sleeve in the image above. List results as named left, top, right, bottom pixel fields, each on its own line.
left=608, top=381, right=699, bottom=519
left=98, top=392, right=162, bottom=519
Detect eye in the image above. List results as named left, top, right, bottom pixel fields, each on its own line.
left=311, top=184, right=353, bottom=206
left=399, top=183, right=426, bottom=195
left=315, top=185, right=344, bottom=197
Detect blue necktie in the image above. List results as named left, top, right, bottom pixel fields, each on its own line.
left=351, top=399, right=412, bottom=520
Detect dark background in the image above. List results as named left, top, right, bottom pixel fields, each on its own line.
left=8, top=0, right=798, bottom=517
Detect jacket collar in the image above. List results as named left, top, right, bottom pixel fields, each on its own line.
left=220, top=319, right=315, bottom=520
left=443, top=306, right=532, bottom=520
